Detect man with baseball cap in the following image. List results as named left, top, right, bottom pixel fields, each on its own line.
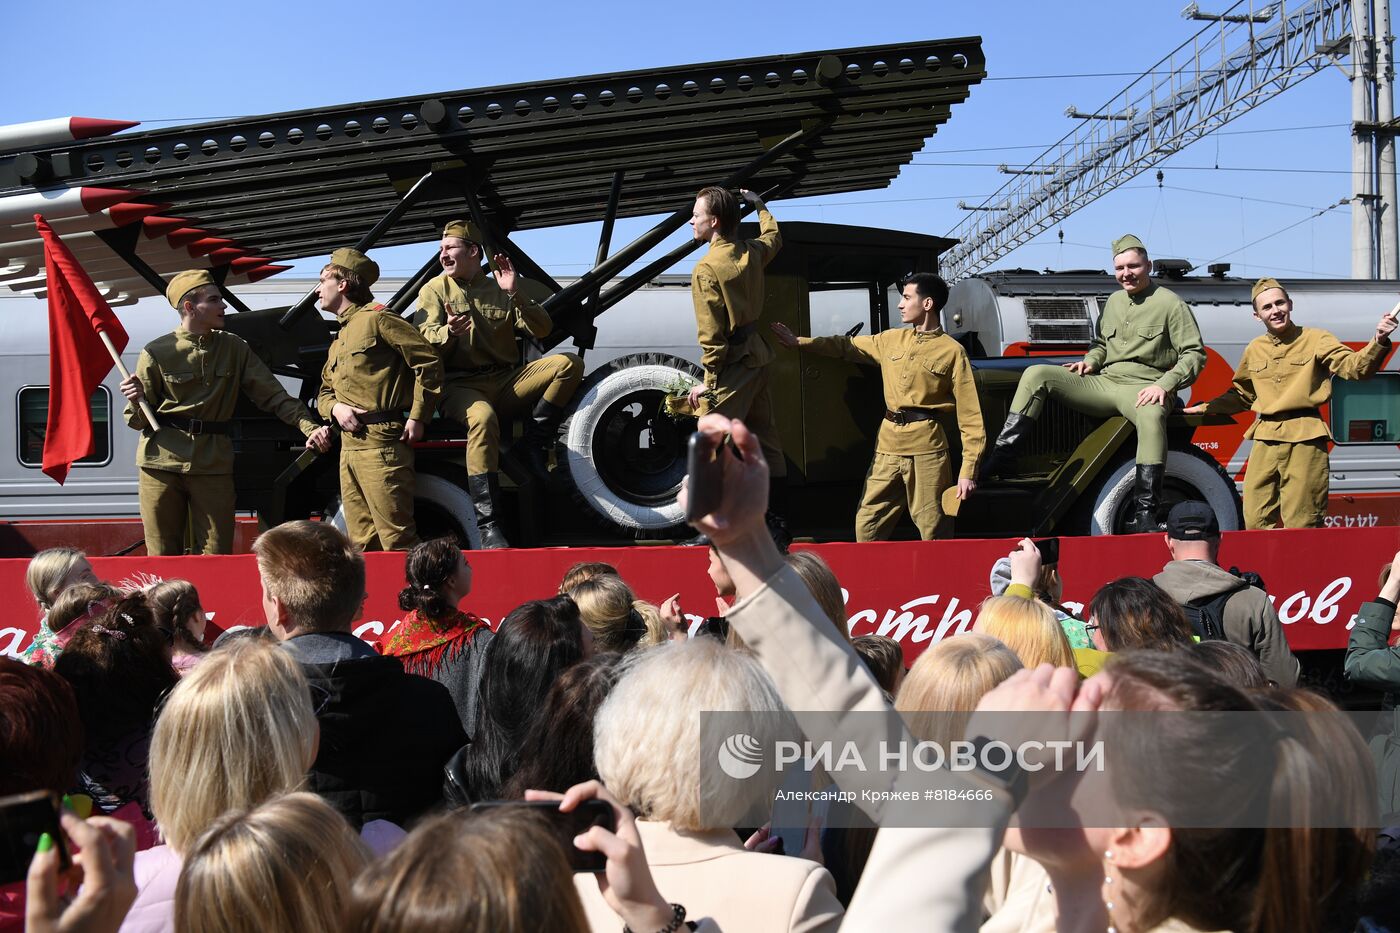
left=416, top=219, right=582, bottom=548
left=317, top=248, right=443, bottom=551
left=984, top=234, right=1206, bottom=534
left=1153, top=501, right=1299, bottom=685
left=1185, top=276, right=1397, bottom=528
left=118, top=269, right=333, bottom=554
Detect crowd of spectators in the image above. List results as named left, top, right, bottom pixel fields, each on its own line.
left=4, top=413, right=1400, bottom=933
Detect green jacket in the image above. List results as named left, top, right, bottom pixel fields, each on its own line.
left=1345, top=597, right=1400, bottom=820
left=126, top=327, right=321, bottom=474
left=1082, top=283, right=1206, bottom=393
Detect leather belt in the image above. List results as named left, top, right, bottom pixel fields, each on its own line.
left=356, top=410, right=407, bottom=426
left=728, top=323, right=756, bottom=345
left=884, top=408, right=939, bottom=426
left=1258, top=408, right=1321, bottom=422
left=163, top=416, right=230, bottom=435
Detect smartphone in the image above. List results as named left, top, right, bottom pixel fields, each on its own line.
left=0, top=791, right=66, bottom=885
left=685, top=431, right=723, bottom=522
left=469, top=799, right=615, bottom=873
left=1032, top=537, right=1060, bottom=565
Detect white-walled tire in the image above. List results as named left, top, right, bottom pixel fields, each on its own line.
left=1087, top=449, right=1242, bottom=536
left=560, top=353, right=703, bottom=535
left=326, top=471, right=481, bottom=549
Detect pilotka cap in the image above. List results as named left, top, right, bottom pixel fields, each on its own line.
left=1111, top=234, right=1146, bottom=256
left=1251, top=277, right=1287, bottom=303
left=442, top=219, right=484, bottom=244
left=329, top=247, right=380, bottom=287
left=165, top=269, right=216, bottom=310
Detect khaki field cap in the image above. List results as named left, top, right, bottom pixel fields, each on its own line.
left=1251, top=277, right=1287, bottom=302
left=1111, top=234, right=1146, bottom=256
left=330, top=247, right=380, bottom=287
left=165, top=269, right=216, bottom=310
left=442, top=219, right=484, bottom=244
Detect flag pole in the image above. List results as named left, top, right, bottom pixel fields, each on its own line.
left=97, top=330, right=159, bottom=429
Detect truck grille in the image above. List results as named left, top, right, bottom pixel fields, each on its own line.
left=1025, top=298, right=1093, bottom=344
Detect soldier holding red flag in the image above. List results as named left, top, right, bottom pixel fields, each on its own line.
left=120, top=269, right=332, bottom=555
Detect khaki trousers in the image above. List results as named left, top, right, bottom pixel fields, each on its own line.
left=855, top=451, right=952, bottom=541
left=138, top=467, right=236, bottom=555
left=441, top=354, right=584, bottom=475
left=1011, top=364, right=1169, bottom=465
left=340, top=442, right=419, bottom=551
left=701, top=362, right=787, bottom=478
left=1243, top=437, right=1330, bottom=529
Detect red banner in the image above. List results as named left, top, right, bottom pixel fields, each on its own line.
left=1, top=526, right=1395, bottom=660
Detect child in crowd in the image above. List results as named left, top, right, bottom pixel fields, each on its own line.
left=145, top=579, right=210, bottom=674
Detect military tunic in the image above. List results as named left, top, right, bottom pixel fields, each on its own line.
left=692, top=208, right=786, bottom=477
left=125, top=327, right=322, bottom=555
left=417, top=272, right=582, bottom=475
left=800, top=327, right=985, bottom=540
left=317, top=302, right=443, bottom=551
left=1010, top=283, right=1206, bottom=465
left=1201, top=323, right=1390, bottom=528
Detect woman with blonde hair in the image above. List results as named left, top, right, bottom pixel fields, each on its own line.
left=585, top=637, right=842, bottom=932
left=895, top=633, right=1023, bottom=745
left=973, top=595, right=1075, bottom=670
left=24, top=551, right=108, bottom=668
left=121, top=639, right=318, bottom=932
left=568, top=574, right=666, bottom=652
left=145, top=579, right=210, bottom=675
left=174, top=792, right=369, bottom=933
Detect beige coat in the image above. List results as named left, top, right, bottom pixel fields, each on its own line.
left=575, top=819, right=840, bottom=933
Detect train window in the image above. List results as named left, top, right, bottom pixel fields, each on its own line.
left=17, top=386, right=113, bottom=468
left=1332, top=374, right=1400, bottom=443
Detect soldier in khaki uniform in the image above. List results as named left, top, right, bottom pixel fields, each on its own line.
left=416, top=219, right=582, bottom=549
left=984, top=234, right=1206, bottom=533
left=771, top=273, right=984, bottom=540
left=317, top=248, right=443, bottom=551
left=119, top=269, right=333, bottom=555
left=1185, top=277, right=1397, bottom=528
left=687, top=186, right=788, bottom=536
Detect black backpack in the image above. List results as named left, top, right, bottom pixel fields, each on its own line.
left=1181, top=567, right=1264, bottom=642
left=1182, top=591, right=1232, bottom=641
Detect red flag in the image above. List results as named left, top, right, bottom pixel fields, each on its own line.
left=35, top=213, right=130, bottom=484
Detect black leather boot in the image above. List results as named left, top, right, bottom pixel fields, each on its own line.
left=1123, top=463, right=1165, bottom=534
left=467, top=473, right=510, bottom=549
left=980, top=411, right=1036, bottom=481
left=508, top=399, right=567, bottom=481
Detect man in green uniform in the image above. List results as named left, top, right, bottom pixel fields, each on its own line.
left=984, top=234, right=1206, bottom=533
left=118, top=269, right=333, bottom=555
left=1185, top=277, right=1397, bottom=528
left=771, top=273, right=984, bottom=540
left=317, top=248, right=443, bottom=551
left=416, top=220, right=582, bottom=549
left=687, top=186, right=788, bottom=537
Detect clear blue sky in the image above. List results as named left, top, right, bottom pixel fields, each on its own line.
left=2, top=0, right=1361, bottom=282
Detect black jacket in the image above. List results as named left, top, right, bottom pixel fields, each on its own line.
left=292, top=643, right=467, bottom=829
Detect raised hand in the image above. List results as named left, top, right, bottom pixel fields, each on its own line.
left=769, top=322, right=799, bottom=349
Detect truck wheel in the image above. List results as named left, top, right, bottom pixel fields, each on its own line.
left=326, top=471, right=482, bottom=549
left=559, top=352, right=702, bottom=535
left=1085, top=448, right=1242, bottom=536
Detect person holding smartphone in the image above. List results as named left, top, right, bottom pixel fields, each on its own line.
left=1184, top=277, right=1397, bottom=528
left=770, top=272, right=984, bottom=540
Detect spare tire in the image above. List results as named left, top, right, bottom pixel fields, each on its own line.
left=559, top=352, right=702, bottom=535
